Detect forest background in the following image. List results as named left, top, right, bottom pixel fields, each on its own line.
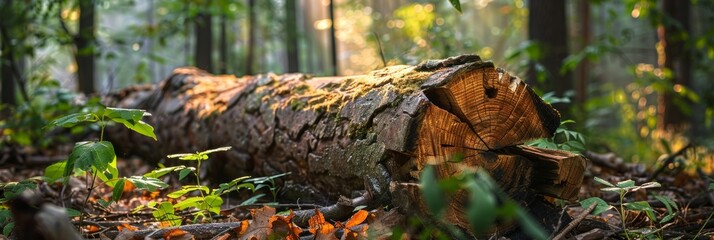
left=2, top=0, right=714, bottom=203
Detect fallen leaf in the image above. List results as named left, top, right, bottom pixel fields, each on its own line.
left=237, top=206, right=275, bottom=240
left=344, top=210, right=368, bottom=228
left=366, top=208, right=404, bottom=238
left=163, top=228, right=193, bottom=240
left=308, top=209, right=338, bottom=240
left=269, top=210, right=301, bottom=239
left=116, top=223, right=138, bottom=231
left=235, top=219, right=250, bottom=236
left=84, top=225, right=100, bottom=233
left=123, top=180, right=136, bottom=192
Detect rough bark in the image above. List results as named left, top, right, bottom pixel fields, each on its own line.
left=105, top=55, right=586, bottom=235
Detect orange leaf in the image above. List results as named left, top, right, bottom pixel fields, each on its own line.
left=308, top=209, right=337, bottom=240
left=123, top=180, right=136, bottom=192
left=269, top=210, right=301, bottom=239
left=235, top=219, right=250, bottom=236
left=163, top=228, right=190, bottom=239
left=344, top=210, right=368, bottom=228
left=116, top=223, right=138, bottom=231
left=237, top=206, right=275, bottom=240
left=150, top=191, right=161, bottom=198
left=84, top=225, right=100, bottom=233
left=159, top=221, right=174, bottom=228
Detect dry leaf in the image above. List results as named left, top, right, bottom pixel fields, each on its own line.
left=237, top=206, right=275, bottom=240
left=116, top=223, right=138, bottom=232
left=163, top=228, right=193, bottom=240
left=235, top=219, right=250, bottom=236
left=308, top=209, right=338, bottom=240
left=344, top=210, right=368, bottom=228
left=269, top=210, right=301, bottom=239
left=365, top=208, right=404, bottom=239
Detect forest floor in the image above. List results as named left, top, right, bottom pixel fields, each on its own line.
left=1, top=142, right=713, bottom=240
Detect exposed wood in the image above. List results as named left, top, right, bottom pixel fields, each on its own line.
left=105, top=55, right=587, bottom=235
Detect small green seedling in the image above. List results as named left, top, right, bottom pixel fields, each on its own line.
left=588, top=177, right=662, bottom=240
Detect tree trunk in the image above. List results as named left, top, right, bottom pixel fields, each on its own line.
left=658, top=0, right=691, bottom=132
left=285, top=0, right=299, bottom=73
left=76, top=0, right=96, bottom=95
left=105, top=55, right=586, bottom=235
left=527, top=0, right=571, bottom=112
left=246, top=0, right=256, bottom=75
left=0, top=27, right=15, bottom=107
left=194, top=9, right=213, bottom=73
left=328, top=0, right=338, bottom=76
left=219, top=14, right=228, bottom=74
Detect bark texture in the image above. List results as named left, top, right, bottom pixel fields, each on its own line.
left=105, top=55, right=586, bottom=235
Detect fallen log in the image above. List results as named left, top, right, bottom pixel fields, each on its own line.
left=105, top=55, right=586, bottom=235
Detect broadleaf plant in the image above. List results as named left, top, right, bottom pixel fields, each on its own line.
left=43, top=106, right=164, bottom=224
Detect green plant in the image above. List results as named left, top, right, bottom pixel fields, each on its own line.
left=527, top=120, right=586, bottom=153
left=43, top=107, right=167, bottom=223
left=420, top=166, right=548, bottom=239
left=0, top=177, right=41, bottom=235
left=584, top=177, right=665, bottom=240
left=526, top=92, right=586, bottom=153
left=131, top=147, right=290, bottom=226
left=0, top=81, right=91, bottom=148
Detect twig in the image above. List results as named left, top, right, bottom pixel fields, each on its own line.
left=291, top=192, right=371, bottom=227
left=102, top=222, right=242, bottom=239
left=647, top=143, right=692, bottom=182
left=221, top=202, right=324, bottom=212
left=552, top=202, right=597, bottom=240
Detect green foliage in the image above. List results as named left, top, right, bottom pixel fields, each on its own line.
left=447, top=0, right=462, bottom=13
left=160, top=147, right=259, bottom=223
left=419, top=166, right=547, bottom=239
left=40, top=106, right=162, bottom=226
left=589, top=176, right=668, bottom=240
left=0, top=178, right=42, bottom=235
left=152, top=201, right=182, bottom=227
left=527, top=120, right=586, bottom=153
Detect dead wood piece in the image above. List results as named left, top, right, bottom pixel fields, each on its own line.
left=105, top=55, right=587, bottom=235
left=102, top=222, right=242, bottom=240
left=291, top=193, right=370, bottom=227
left=552, top=202, right=597, bottom=240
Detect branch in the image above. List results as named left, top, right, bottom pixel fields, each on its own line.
left=551, top=202, right=597, bottom=240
